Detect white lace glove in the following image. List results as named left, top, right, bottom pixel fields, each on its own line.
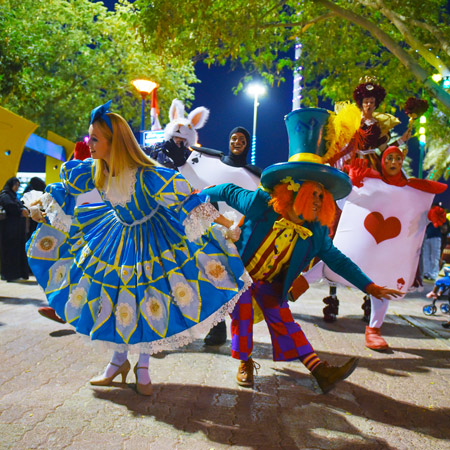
left=225, top=223, right=241, bottom=242
left=29, top=205, right=45, bottom=222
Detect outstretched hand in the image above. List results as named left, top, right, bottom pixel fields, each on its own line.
left=344, top=159, right=380, bottom=188
left=401, top=128, right=412, bottom=142
left=225, top=223, right=241, bottom=242
left=29, top=200, right=46, bottom=223
left=366, top=283, right=404, bottom=301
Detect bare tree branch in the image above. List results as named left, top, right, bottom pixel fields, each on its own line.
left=369, top=0, right=450, bottom=73
left=254, top=12, right=336, bottom=32
left=300, top=12, right=336, bottom=33
left=406, top=18, right=450, bottom=58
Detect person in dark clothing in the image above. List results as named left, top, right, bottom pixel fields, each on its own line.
left=184, top=126, right=261, bottom=346
left=422, top=204, right=446, bottom=280
left=22, top=177, right=46, bottom=195
left=219, top=126, right=261, bottom=176
left=22, top=177, right=46, bottom=241
left=0, top=177, right=30, bottom=282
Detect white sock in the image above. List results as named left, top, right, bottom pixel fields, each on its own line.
left=136, top=353, right=151, bottom=385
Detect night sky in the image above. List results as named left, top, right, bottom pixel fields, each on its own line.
left=190, top=63, right=292, bottom=170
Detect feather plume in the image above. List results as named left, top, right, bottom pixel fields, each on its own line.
left=323, top=102, right=361, bottom=163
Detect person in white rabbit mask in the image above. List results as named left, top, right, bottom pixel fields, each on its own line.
left=144, top=99, right=209, bottom=170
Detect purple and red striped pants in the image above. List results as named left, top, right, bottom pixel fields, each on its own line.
left=230, top=280, right=314, bottom=362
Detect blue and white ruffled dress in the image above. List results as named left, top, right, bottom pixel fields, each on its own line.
left=26, top=159, right=250, bottom=353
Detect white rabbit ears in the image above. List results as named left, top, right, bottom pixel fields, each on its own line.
left=168, top=99, right=209, bottom=130
left=169, top=99, right=185, bottom=121
left=188, top=106, right=209, bottom=130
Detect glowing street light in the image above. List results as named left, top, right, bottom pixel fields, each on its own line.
left=418, top=115, right=427, bottom=178
left=432, top=73, right=443, bottom=83
left=131, top=79, right=158, bottom=144
left=246, top=82, right=266, bottom=165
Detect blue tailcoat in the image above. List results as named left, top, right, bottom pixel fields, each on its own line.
left=204, top=184, right=372, bottom=301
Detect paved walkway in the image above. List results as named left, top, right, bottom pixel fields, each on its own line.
left=1, top=277, right=449, bottom=450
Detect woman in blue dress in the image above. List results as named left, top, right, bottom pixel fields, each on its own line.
left=26, top=102, right=249, bottom=395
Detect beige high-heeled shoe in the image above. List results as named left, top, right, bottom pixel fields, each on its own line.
left=90, top=359, right=130, bottom=386
left=134, top=364, right=153, bottom=396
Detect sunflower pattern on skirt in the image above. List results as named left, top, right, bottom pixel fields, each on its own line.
left=27, top=160, right=250, bottom=353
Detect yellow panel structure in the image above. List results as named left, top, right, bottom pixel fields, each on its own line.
left=0, top=106, right=38, bottom=189
left=45, top=131, right=75, bottom=185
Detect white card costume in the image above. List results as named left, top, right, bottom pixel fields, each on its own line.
left=323, top=178, right=434, bottom=296
left=180, top=150, right=260, bottom=217
left=75, top=188, right=102, bottom=206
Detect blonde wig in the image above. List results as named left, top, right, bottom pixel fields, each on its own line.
left=92, top=113, right=159, bottom=193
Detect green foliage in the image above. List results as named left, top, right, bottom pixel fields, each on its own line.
left=423, top=111, right=450, bottom=180
left=0, top=0, right=197, bottom=141
left=134, top=0, right=450, bottom=177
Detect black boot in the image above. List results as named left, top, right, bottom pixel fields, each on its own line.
left=312, top=357, right=359, bottom=394
left=323, top=288, right=339, bottom=323
left=362, top=295, right=371, bottom=323
left=204, top=321, right=227, bottom=346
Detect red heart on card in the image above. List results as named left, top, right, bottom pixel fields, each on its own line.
left=364, top=212, right=401, bottom=244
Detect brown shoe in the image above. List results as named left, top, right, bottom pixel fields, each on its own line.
left=236, top=358, right=260, bottom=387
left=312, top=357, right=359, bottom=394
left=38, top=307, right=66, bottom=324
left=365, top=326, right=389, bottom=350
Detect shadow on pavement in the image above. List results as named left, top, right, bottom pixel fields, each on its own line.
left=275, top=367, right=450, bottom=441
left=49, top=329, right=76, bottom=337
left=149, top=340, right=449, bottom=383
left=91, top=383, right=397, bottom=449
left=293, top=313, right=445, bottom=340
left=0, top=296, right=45, bottom=306
left=90, top=341, right=450, bottom=447
left=13, top=279, right=38, bottom=286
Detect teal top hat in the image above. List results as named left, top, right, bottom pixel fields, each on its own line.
left=261, top=107, right=352, bottom=200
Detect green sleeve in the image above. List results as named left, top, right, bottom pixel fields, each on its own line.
left=202, top=183, right=259, bottom=217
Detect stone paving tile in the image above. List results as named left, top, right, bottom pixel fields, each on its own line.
left=1, top=278, right=450, bottom=449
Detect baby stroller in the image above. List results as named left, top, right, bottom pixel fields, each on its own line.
left=423, top=266, right=450, bottom=315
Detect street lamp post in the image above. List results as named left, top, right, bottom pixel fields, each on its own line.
left=131, top=79, right=158, bottom=145
left=246, top=83, right=266, bottom=165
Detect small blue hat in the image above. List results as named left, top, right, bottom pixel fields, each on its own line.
left=260, top=108, right=352, bottom=200
left=90, top=100, right=113, bottom=132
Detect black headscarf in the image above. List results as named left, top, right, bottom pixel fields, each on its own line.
left=23, top=177, right=46, bottom=195
left=221, top=127, right=261, bottom=176
left=0, top=177, right=24, bottom=214
left=221, top=127, right=251, bottom=167
left=1, top=177, right=20, bottom=198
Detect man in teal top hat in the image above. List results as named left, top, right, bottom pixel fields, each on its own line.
left=204, top=107, right=403, bottom=393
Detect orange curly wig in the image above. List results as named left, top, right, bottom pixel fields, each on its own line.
left=269, top=181, right=335, bottom=227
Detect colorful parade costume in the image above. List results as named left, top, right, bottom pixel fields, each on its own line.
left=204, top=183, right=372, bottom=359
left=180, top=126, right=261, bottom=345
left=322, top=147, right=447, bottom=349
left=202, top=108, right=385, bottom=392
left=329, top=78, right=406, bottom=171
left=143, top=99, right=209, bottom=170
left=180, top=127, right=261, bottom=218
left=26, top=159, right=250, bottom=354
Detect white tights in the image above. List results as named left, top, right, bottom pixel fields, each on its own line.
left=369, top=294, right=389, bottom=329
left=103, top=351, right=151, bottom=384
